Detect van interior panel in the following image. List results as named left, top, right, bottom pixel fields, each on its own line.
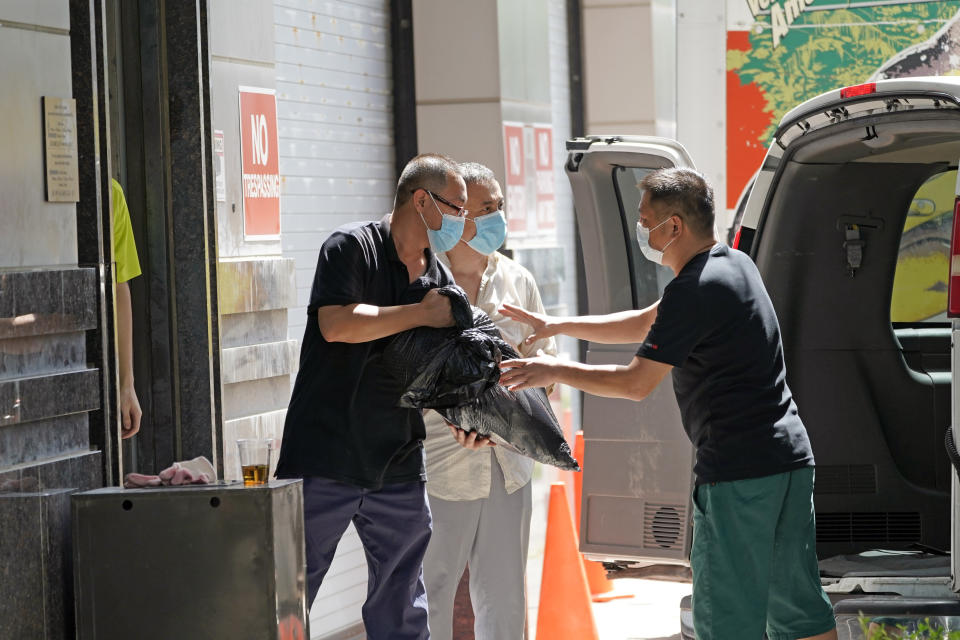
left=787, top=113, right=960, bottom=164
left=754, top=129, right=956, bottom=559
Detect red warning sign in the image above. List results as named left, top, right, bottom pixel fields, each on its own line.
left=533, top=124, right=555, bottom=230
left=503, top=123, right=527, bottom=233
left=239, top=87, right=281, bottom=237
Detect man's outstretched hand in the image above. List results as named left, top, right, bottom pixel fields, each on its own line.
left=499, top=352, right=561, bottom=391
left=499, top=303, right=559, bottom=346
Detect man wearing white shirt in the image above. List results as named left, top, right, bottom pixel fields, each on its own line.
left=421, top=162, right=557, bottom=640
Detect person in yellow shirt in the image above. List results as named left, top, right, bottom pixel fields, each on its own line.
left=111, top=179, right=142, bottom=438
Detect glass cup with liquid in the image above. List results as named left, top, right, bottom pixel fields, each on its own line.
left=237, top=439, right=273, bottom=486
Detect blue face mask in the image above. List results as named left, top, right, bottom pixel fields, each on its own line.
left=465, top=210, right=507, bottom=255
left=420, top=193, right=465, bottom=253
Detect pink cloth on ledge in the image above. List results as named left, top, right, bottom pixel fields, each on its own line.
left=123, top=456, right=216, bottom=488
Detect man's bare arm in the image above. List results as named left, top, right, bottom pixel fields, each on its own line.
left=499, top=354, right=672, bottom=402
left=500, top=299, right=660, bottom=346
left=318, top=287, right=453, bottom=343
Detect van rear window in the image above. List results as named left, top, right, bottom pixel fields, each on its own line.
left=613, top=166, right=674, bottom=308
left=890, top=170, right=955, bottom=324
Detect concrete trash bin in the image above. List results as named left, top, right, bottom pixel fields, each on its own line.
left=72, top=479, right=307, bottom=640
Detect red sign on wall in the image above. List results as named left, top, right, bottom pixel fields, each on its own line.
left=239, top=87, right=281, bottom=238
left=502, top=123, right=527, bottom=233
left=533, top=124, right=555, bottom=230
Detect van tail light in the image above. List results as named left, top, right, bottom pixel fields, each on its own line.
left=732, top=226, right=756, bottom=255
left=948, top=197, right=960, bottom=317
left=840, top=83, right=876, bottom=99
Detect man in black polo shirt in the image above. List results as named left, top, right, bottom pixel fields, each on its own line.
left=498, top=168, right=837, bottom=640
left=275, top=154, right=467, bottom=639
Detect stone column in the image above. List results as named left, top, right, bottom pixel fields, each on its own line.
left=163, top=0, right=223, bottom=470
left=0, top=1, right=107, bottom=636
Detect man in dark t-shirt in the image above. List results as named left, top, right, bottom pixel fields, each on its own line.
left=275, top=153, right=468, bottom=639
left=499, top=168, right=837, bottom=640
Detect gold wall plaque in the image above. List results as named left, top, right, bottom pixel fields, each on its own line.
left=43, top=96, right=80, bottom=202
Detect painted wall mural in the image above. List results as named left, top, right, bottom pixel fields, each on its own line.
left=727, top=1, right=960, bottom=322
left=727, top=1, right=960, bottom=209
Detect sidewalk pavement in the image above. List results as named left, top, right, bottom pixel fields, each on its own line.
left=526, top=466, right=693, bottom=640
left=588, top=578, right=690, bottom=640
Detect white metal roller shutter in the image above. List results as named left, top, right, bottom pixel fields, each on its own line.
left=274, top=0, right=394, bottom=636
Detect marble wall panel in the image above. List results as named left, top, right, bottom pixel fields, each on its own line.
left=0, top=273, right=13, bottom=319
left=0, top=414, right=89, bottom=469
left=218, top=257, right=297, bottom=315
left=60, top=269, right=97, bottom=330
left=0, top=488, right=76, bottom=640
left=220, top=309, right=288, bottom=348
left=0, top=450, right=101, bottom=494
left=0, top=369, right=100, bottom=429
left=221, top=375, right=292, bottom=421
left=14, top=270, right=62, bottom=317
left=0, top=466, right=22, bottom=492
left=0, top=268, right=97, bottom=340
left=0, top=381, right=17, bottom=427
left=221, top=339, right=297, bottom=385
left=36, top=450, right=101, bottom=492
left=0, top=332, right=87, bottom=381
left=42, top=489, right=74, bottom=639
left=0, top=491, right=45, bottom=638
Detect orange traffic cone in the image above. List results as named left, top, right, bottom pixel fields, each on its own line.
left=536, top=482, right=599, bottom=640
left=573, top=432, right=632, bottom=603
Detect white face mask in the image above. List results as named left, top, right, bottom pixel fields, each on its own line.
left=636, top=216, right=676, bottom=265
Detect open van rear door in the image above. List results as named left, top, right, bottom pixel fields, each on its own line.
left=566, top=136, right=696, bottom=567
left=946, top=127, right=960, bottom=592
left=728, top=77, right=960, bottom=590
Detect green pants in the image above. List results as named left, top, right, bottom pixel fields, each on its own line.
left=691, top=466, right=836, bottom=640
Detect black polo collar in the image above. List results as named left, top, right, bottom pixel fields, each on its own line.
left=380, top=213, right=401, bottom=263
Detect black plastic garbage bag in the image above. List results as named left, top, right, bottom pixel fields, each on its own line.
left=381, top=288, right=503, bottom=409
left=383, top=285, right=580, bottom=471
left=436, top=384, right=579, bottom=472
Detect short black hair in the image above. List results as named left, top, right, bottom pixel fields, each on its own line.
left=458, top=162, right=498, bottom=190
left=639, top=168, right=715, bottom=237
left=395, top=153, right=461, bottom=208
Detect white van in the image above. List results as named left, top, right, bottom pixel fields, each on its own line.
left=568, top=76, right=960, bottom=638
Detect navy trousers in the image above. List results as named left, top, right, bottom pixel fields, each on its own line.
left=303, top=476, right=432, bottom=639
